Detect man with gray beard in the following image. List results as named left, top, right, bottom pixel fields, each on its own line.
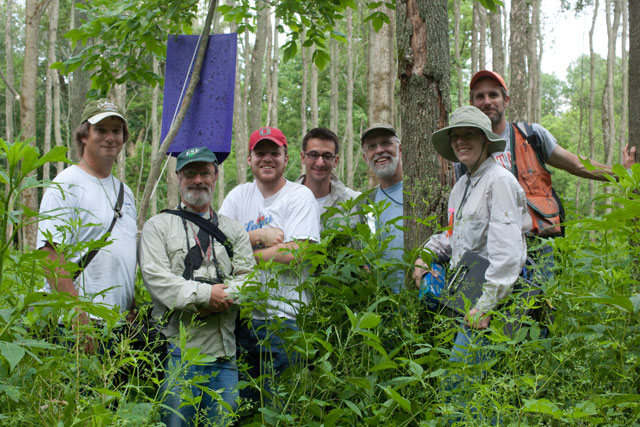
left=361, top=124, right=405, bottom=293
left=139, top=147, right=255, bottom=425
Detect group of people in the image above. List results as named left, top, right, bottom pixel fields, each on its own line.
left=37, top=70, right=635, bottom=425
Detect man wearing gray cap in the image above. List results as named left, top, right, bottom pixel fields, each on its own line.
left=139, top=147, right=255, bottom=425
left=361, top=123, right=405, bottom=293
left=37, top=99, right=137, bottom=345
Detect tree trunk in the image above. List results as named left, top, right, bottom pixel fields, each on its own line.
left=478, top=6, right=487, bottom=70
left=589, top=0, right=599, bottom=216
left=471, top=3, right=479, bottom=73
left=628, top=0, right=639, bottom=162
left=310, top=45, right=319, bottom=129
left=248, top=0, right=269, bottom=133
left=454, top=0, right=462, bottom=107
left=528, top=0, right=541, bottom=123
left=397, top=0, right=451, bottom=251
left=368, top=2, right=396, bottom=125
left=619, top=0, right=628, bottom=164
left=234, top=20, right=250, bottom=185
left=114, top=84, right=127, bottom=181
left=346, top=8, right=355, bottom=189
left=330, top=37, right=339, bottom=143
left=265, top=13, right=273, bottom=126
left=69, top=2, right=92, bottom=161
left=269, top=17, right=279, bottom=127
left=4, top=0, right=15, bottom=145
left=43, top=0, right=60, bottom=182
left=490, top=6, right=505, bottom=76
left=20, top=0, right=45, bottom=249
left=602, top=0, right=621, bottom=166
left=151, top=57, right=160, bottom=216
left=167, top=157, right=179, bottom=208
left=509, top=0, right=529, bottom=122
left=300, top=28, right=309, bottom=175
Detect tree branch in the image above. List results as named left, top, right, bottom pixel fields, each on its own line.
left=0, top=67, right=20, bottom=100
left=137, top=0, right=218, bottom=229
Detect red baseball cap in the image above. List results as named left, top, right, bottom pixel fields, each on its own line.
left=470, top=70, right=508, bottom=93
left=249, top=127, right=288, bottom=151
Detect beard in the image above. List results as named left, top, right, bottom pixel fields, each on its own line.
left=368, top=146, right=400, bottom=179
left=181, top=185, right=213, bottom=208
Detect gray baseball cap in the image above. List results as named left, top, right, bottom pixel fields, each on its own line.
left=431, top=106, right=505, bottom=162
left=360, top=123, right=398, bottom=143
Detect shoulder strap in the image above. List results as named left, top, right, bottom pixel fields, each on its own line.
left=162, top=209, right=233, bottom=259
left=513, top=121, right=545, bottom=164
left=74, top=182, right=125, bottom=279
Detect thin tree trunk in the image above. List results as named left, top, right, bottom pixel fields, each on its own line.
left=138, top=0, right=218, bottom=228
left=619, top=0, right=628, bottom=164
left=346, top=8, right=355, bottom=189
left=69, top=1, right=91, bottom=161
left=310, top=45, right=319, bottom=129
left=589, top=0, right=599, bottom=217
left=329, top=37, right=339, bottom=136
left=478, top=6, right=487, bottom=69
left=509, top=0, right=529, bottom=121
left=454, top=0, right=462, bottom=107
left=300, top=28, right=309, bottom=175
left=20, top=0, right=46, bottom=249
left=4, top=0, right=15, bottom=145
left=602, top=0, right=621, bottom=166
left=234, top=21, right=250, bottom=185
left=528, top=0, right=541, bottom=123
left=114, top=84, right=127, bottom=181
left=490, top=6, right=505, bottom=76
left=44, top=0, right=60, bottom=182
left=397, top=0, right=451, bottom=250
left=151, top=57, right=160, bottom=216
left=269, top=17, right=279, bottom=127
left=630, top=0, right=640, bottom=163
left=167, top=157, right=179, bottom=208
left=471, top=3, right=479, bottom=73
left=248, top=0, right=269, bottom=133
left=265, top=13, right=273, bottom=126
left=575, top=55, right=587, bottom=210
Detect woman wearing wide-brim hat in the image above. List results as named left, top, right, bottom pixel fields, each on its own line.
left=413, top=105, right=532, bottom=419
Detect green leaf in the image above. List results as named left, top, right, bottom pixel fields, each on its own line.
left=343, top=399, right=362, bottom=417
left=0, top=342, right=26, bottom=372
left=358, top=312, right=381, bottom=329
left=345, top=305, right=357, bottom=329
left=522, top=398, right=563, bottom=419
left=369, top=360, right=397, bottom=372
left=380, top=386, right=411, bottom=412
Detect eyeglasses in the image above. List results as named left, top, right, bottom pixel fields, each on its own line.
left=181, top=169, right=214, bottom=179
left=305, top=151, right=337, bottom=161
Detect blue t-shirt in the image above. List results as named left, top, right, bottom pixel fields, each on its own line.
left=374, top=181, right=404, bottom=293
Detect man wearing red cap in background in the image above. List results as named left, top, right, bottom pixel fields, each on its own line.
left=468, top=70, right=635, bottom=274
left=219, top=126, right=320, bottom=405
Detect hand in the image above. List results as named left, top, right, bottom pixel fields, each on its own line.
left=623, top=144, right=636, bottom=169
left=260, top=228, right=284, bottom=248
left=208, top=283, right=233, bottom=313
left=412, top=258, right=430, bottom=289
left=464, top=308, right=490, bottom=330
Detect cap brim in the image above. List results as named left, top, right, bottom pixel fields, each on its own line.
left=87, top=112, right=127, bottom=124
left=250, top=136, right=287, bottom=150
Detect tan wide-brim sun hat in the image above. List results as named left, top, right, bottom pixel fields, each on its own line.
left=431, top=105, right=506, bottom=163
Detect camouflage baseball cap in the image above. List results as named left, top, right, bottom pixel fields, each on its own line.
left=176, top=147, right=218, bottom=171
left=80, top=99, right=127, bottom=124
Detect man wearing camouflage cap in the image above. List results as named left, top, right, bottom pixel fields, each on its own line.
left=37, top=99, right=137, bottom=349
left=140, top=147, right=255, bottom=424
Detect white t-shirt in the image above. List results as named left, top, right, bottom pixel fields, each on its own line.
left=37, top=165, right=137, bottom=313
left=219, top=180, right=320, bottom=320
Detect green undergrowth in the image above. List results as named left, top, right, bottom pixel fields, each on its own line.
left=0, top=139, right=639, bottom=425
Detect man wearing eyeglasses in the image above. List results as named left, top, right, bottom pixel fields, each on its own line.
left=361, top=124, right=405, bottom=293
left=296, top=128, right=360, bottom=229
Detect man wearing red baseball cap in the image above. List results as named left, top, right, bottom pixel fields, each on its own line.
left=468, top=70, right=636, bottom=275
left=219, top=126, right=320, bottom=404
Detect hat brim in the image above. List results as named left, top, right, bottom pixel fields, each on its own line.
left=432, top=122, right=506, bottom=163
left=249, top=136, right=287, bottom=151
left=87, top=112, right=127, bottom=124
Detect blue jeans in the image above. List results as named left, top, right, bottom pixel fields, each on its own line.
left=235, top=318, right=298, bottom=403
left=443, top=325, right=496, bottom=424
left=161, top=344, right=238, bottom=426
